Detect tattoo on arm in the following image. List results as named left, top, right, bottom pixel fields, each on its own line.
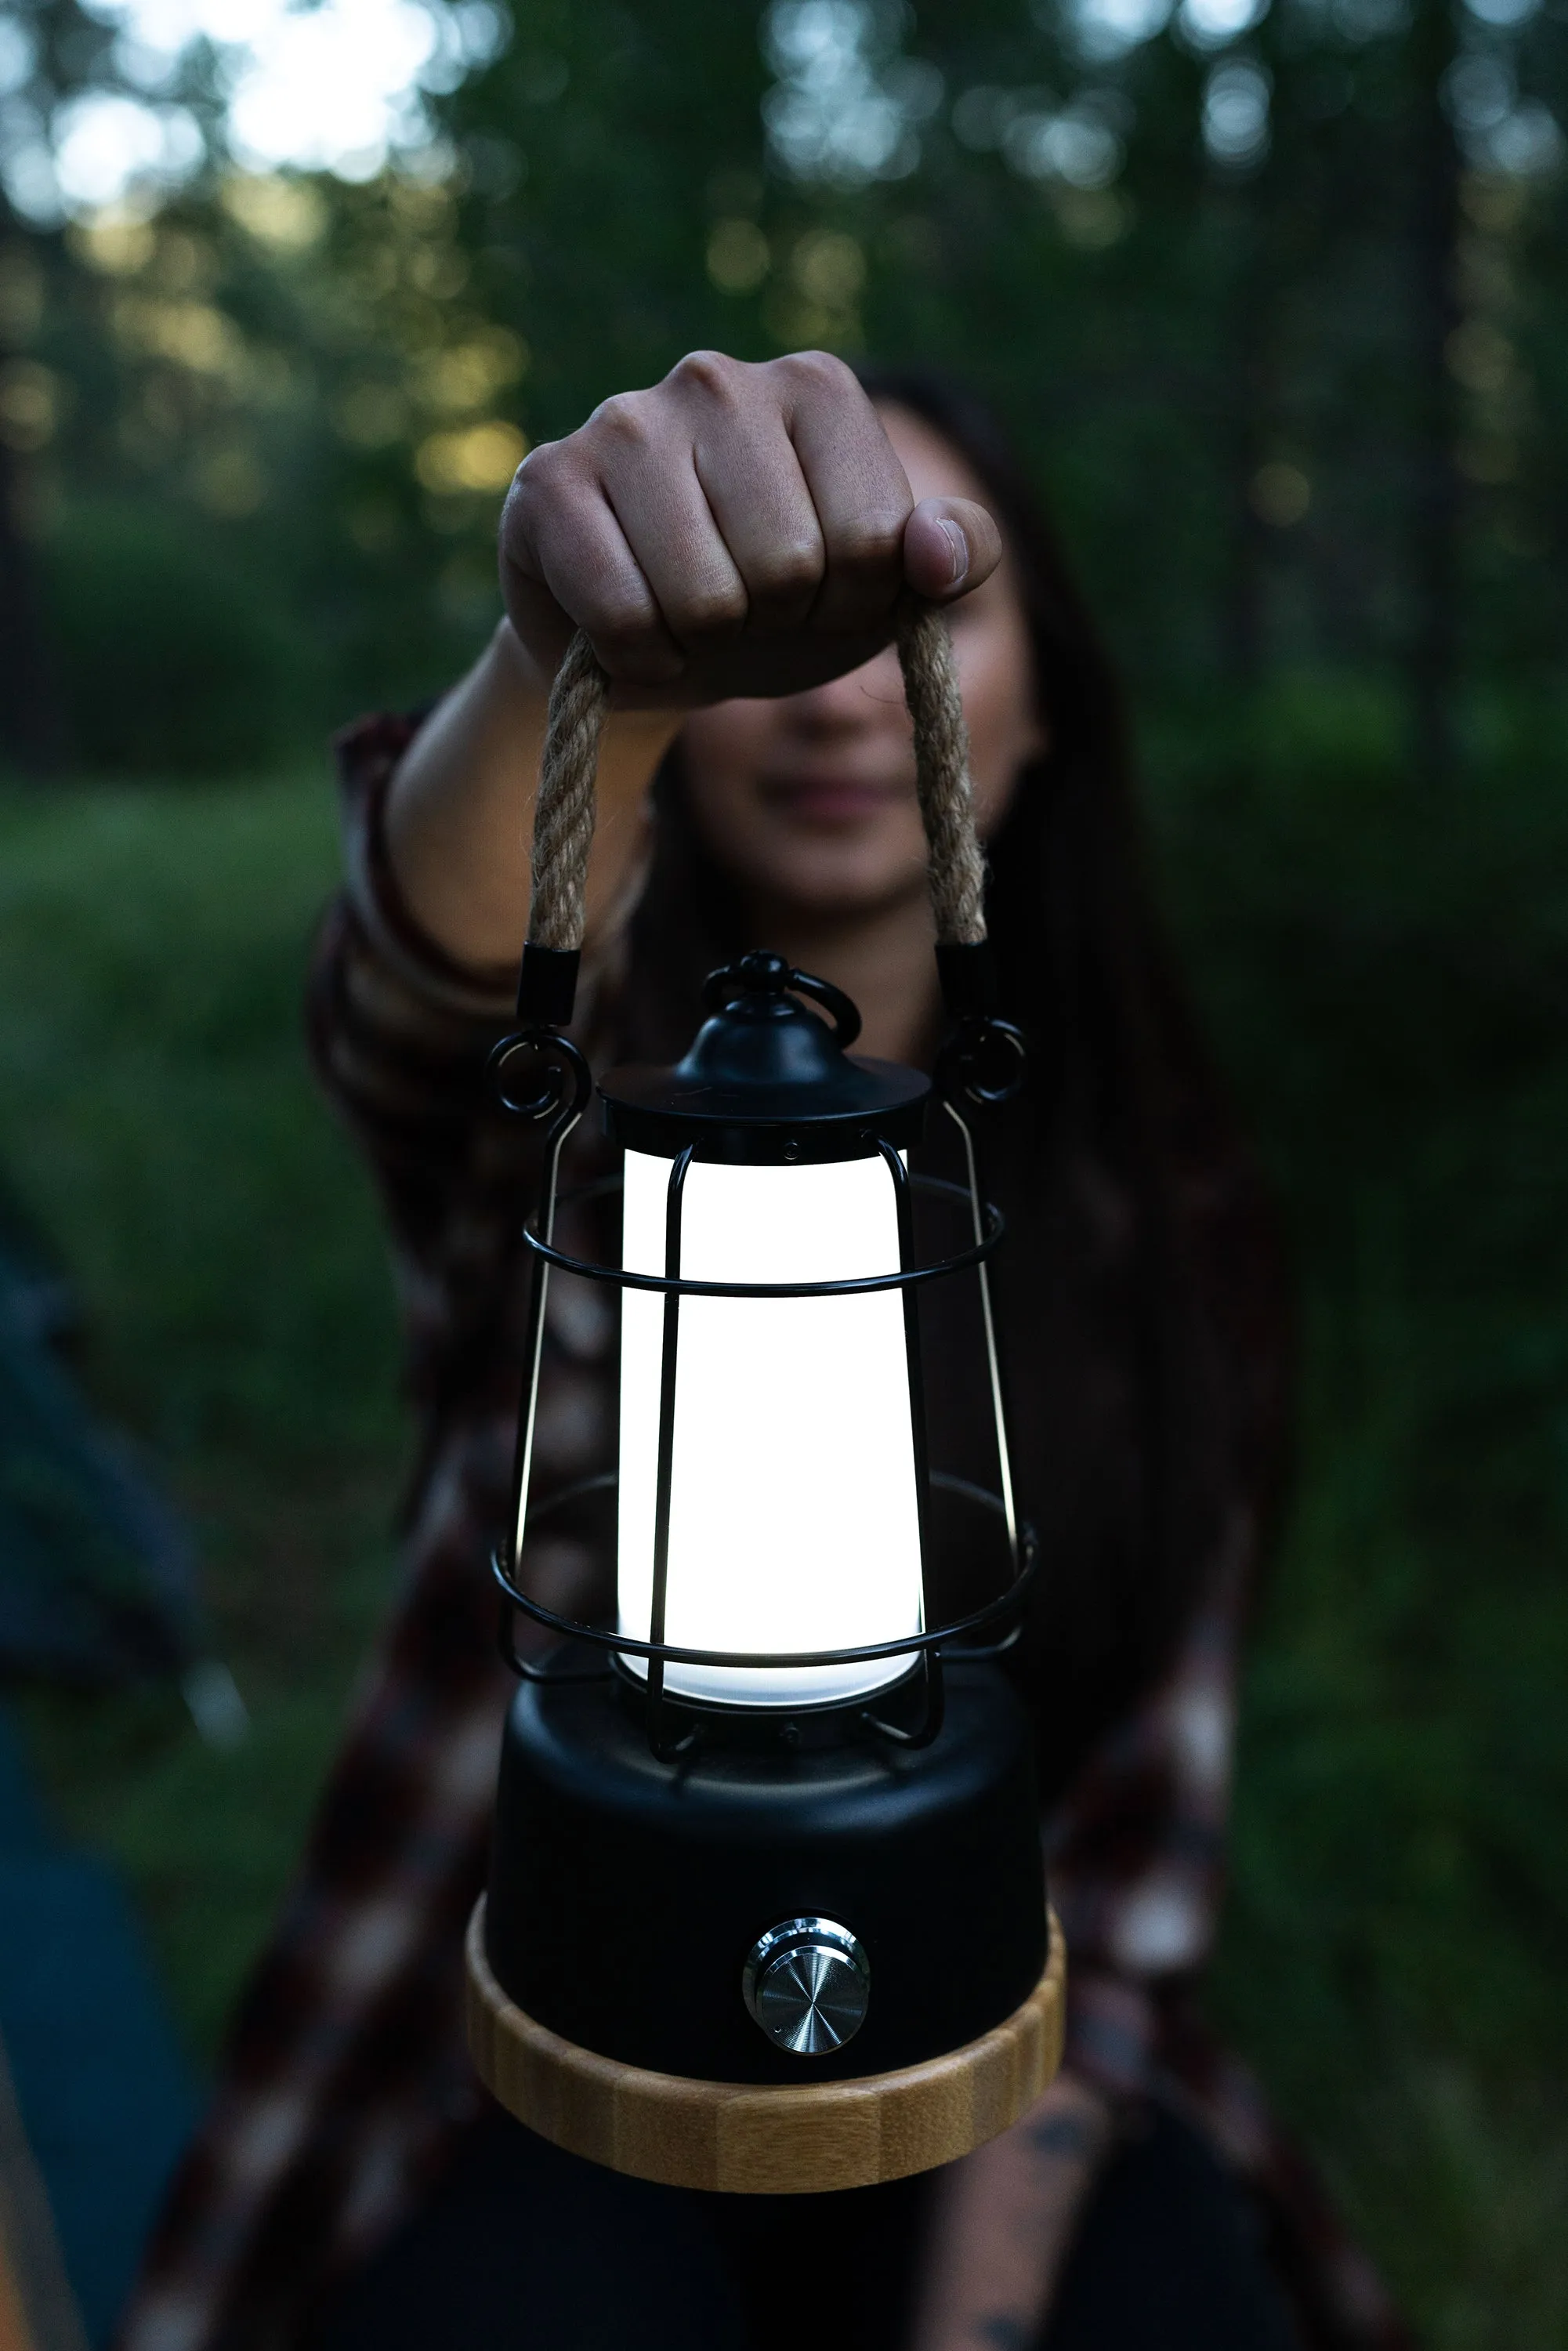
left=977, top=2319, right=1034, bottom=2350
left=1026, top=2112, right=1098, bottom=2161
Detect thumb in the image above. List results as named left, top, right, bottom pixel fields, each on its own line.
left=901, top=495, right=1003, bottom=605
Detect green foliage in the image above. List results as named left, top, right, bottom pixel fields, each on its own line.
left=1143, top=690, right=1568, bottom=2343
left=5, top=0, right=1566, bottom=756
left=443, top=0, right=774, bottom=420
left=0, top=773, right=404, bottom=2051
left=41, top=500, right=313, bottom=773
left=422, top=0, right=1568, bottom=715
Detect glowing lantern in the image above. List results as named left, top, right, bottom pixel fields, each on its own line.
left=467, top=621, right=1063, bottom=2195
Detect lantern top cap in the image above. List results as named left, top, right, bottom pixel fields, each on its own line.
left=599, top=954, right=930, bottom=1164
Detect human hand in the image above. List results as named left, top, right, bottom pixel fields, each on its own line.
left=498, top=350, right=1001, bottom=707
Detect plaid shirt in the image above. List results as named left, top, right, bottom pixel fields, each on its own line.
left=118, top=715, right=1413, bottom=2351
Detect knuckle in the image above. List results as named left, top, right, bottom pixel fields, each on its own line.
left=669, top=348, right=746, bottom=401
left=830, top=515, right=905, bottom=575
left=579, top=582, right=658, bottom=644
left=756, top=538, right=824, bottom=603
left=776, top=347, right=857, bottom=398
left=505, top=444, right=545, bottom=501
left=507, top=440, right=569, bottom=517
left=673, top=578, right=748, bottom=638
left=588, top=390, right=653, bottom=450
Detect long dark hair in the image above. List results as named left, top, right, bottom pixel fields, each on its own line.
left=618, top=370, right=1290, bottom=1804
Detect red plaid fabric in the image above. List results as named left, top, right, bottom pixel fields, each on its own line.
left=117, top=715, right=1412, bottom=2351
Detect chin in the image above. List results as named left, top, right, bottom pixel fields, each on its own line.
left=757, top=819, right=912, bottom=896
left=762, top=857, right=918, bottom=922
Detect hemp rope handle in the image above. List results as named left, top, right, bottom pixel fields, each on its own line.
left=517, top=603, right=991, bottom=1030
left=893, top=600, right=988, bottom=951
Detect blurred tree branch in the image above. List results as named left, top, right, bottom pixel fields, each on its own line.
left=1407, top=0, right=1462, bottom=790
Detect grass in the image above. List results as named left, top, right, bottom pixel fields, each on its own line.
left=1147, top=679, right=1568, bottom=2346
left=0, top=771, right=406, bottom=2057
left=1, top=693, right=1566, bottom=2342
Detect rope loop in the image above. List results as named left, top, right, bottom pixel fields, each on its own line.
left=526, top=631, right=612, bottom=955
left=523, top=603, right=988, bottom=1001
left=893, top=599, right=988, bottom=950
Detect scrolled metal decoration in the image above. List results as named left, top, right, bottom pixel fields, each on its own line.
left=487, top=1025, right=592, bottom=1127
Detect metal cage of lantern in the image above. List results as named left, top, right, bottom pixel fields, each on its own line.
left=487, top=995, right=1036, bottom=1762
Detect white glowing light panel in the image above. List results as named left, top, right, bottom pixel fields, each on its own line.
left=617, top=1148, right=925, bottom=1706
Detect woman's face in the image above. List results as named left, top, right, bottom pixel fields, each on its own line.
left=679, top=405, right=1045, bottom=924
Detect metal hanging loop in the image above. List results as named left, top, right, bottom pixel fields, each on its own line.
left=701, top=951, right=864, bottom=1049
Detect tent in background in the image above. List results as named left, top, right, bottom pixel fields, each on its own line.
left=0, top=1168, right=244, bottom=1737
left=0, top=1175, right=226, bottom=2343
left=0, top=1709, right=197, bottom=2350
left=0, top=1165, right=194, bottom=1691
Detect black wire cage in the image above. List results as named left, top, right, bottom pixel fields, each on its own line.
left=489, top=951, right=1037, bottom=1759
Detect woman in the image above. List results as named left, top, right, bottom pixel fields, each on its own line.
left=120, top=355, right=1408, bottom=2351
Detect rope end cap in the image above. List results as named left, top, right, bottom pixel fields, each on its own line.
left=935, top=940, right=999, bottom=1020
left=516, top=943, right=581, bottom=1027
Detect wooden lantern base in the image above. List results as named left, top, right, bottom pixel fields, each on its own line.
left=465, top=1899, right=1065, bottom=2195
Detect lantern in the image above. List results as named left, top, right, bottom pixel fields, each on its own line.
left=466, top=616, right=1064, bottom=2196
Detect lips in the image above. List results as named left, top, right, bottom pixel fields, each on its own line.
left=762, top=777, right=907, bottom=824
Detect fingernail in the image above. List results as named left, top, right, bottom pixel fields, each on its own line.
left=938, top=518, right=969, bottom=585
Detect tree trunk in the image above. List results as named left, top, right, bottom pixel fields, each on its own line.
left=0, top=433, right=63, bottom=776
left=1408, top=0, right=1462, bottom=786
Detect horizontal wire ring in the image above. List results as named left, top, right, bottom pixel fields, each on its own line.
left=521, top=1186, right=1004, bottom=1299
left=493, top=1477, right=1037, bottom=1672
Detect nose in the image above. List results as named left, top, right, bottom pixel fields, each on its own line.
left=782, top=644, right=908, bottom=736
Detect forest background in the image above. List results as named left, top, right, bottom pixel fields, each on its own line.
left=2, top=0, right=1567, bottom=2342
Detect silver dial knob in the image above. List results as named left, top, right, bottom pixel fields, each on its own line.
left=742, top=1917, right=870, bottom=2056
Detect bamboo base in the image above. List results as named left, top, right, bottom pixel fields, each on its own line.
left=466, top=1898, right=1065, bottom=2194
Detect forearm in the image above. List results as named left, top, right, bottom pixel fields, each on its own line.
left=909, top=2074, right=1117, bottom=2351
left=385, top=619, right=681, bottom=974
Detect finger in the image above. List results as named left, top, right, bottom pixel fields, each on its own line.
left=782, top=354, right=913, bottom=635
left=499, top=562, right=576, bottom=676
left=654, top=362, right=827, bottom=630
left=505, top=457, right=685, bottom=687
left=592, top=426, right=751, bottom=655
left=692, top=422, right=826, bottom=633
left=635, top=351, right=827, bottom=633
left=496, top=453, right=570, bottom=667
left=902, top=496, right=1002, bottom=604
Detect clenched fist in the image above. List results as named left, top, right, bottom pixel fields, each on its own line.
left=499, top=350, right=1003, bottom=705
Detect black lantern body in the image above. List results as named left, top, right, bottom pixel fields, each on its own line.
left=472, top=949, right=1054, bottom=2175
left=487, top=1658, right=1044, bottom=2085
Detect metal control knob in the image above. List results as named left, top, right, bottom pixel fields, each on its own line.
left=741, top=1917, right=870, bottom=2056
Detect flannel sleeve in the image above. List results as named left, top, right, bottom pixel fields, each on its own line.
left=1043, top=1505, right=1251, bottom=2102
left=305, top=710, right=643, bottom=1450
